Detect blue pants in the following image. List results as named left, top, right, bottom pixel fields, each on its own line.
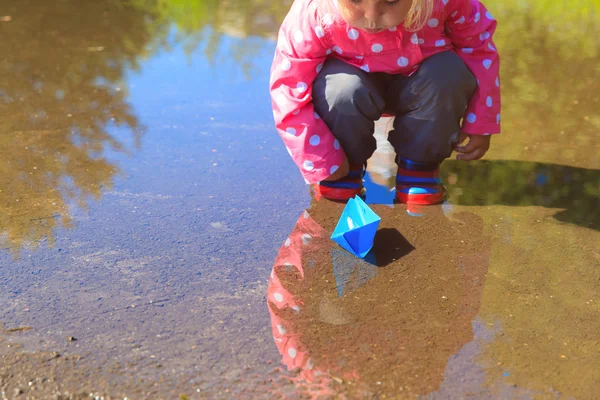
left=312, top=51, right=477, bottom=166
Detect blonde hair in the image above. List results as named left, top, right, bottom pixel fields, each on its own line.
left=404, top=0, right=435, bottom=31
left=318, top=0, right=436, bottom=32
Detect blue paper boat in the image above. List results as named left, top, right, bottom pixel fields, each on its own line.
left=331, top=196, right=381, bottom=258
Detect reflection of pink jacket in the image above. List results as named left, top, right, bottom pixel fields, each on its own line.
left=270, top=0, right=500, bottom=183
left=267, top=211, right=323, bottom=379
left=266, top=207, right=491, bottom=392
left=266, top=210, right=364, bottom=392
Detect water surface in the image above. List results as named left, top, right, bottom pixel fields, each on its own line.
left=0, top=1, right=598, bottom=398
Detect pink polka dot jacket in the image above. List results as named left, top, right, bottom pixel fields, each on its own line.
left=270, top=0, right=501, bottom=184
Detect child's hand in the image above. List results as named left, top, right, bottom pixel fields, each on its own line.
left=455, top=134, right=491, bottom=161
left=323, top=156, right=349, bottom=181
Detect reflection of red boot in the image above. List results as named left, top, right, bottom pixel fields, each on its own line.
left=395, top=158, right=445, bottom=205
left=406, top=203, right=426, bottom=217
left=314, top=164, right=365, bottom=202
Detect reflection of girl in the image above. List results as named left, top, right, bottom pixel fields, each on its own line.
left=266, top=201, right=491, bottom=396
left=270, top=0, right=500, bottom=205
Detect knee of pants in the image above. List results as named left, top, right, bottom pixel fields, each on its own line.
left=405, top=52, right=477, bottom=114
left=312, top=62, right=384, bottom=121
left=312, top=61, right=383, bottom=165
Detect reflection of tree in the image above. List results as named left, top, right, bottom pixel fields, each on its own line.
left=442, top=160, right=600, bottom=230
left=267, top=199, right=491, bottom=397
left=455, top=4, right=600, bottom=395
left=131, top=0, right=292, bottom=77
left=132, top=0, right=290, bottom=38
left=490, top=0, right=600, bottom=166
left=0, top=1, right=164, bottom=253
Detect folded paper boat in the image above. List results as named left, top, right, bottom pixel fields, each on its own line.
left=331, top=196, right=381, bottom=258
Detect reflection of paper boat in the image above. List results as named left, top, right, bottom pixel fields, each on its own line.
left=331, top=248, right=378, bottom=297
left=331, top=196, right=381, bottom=258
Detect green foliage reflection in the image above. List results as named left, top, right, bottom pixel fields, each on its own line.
left=0, top=1, right=164, bottom=252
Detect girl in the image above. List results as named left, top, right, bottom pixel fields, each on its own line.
left=269, top=0, right=500, bottom=205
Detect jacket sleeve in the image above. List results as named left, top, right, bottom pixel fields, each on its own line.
left=269, top=1, right=346, bottom=184
left=445, top=0, right=501, bottom=135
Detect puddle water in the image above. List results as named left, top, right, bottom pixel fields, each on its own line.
left=0, top=0, right=598, bottom=398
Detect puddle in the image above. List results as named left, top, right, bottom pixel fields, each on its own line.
left=0, top=0, right=598, bottom=398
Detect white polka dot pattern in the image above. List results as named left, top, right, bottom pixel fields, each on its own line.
left=371, top=43, right=383, bottom=53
